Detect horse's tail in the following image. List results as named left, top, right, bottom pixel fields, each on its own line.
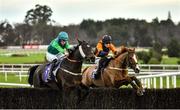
left=28, top=65, right=39, bottom=85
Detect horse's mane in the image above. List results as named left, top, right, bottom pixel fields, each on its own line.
left=118, top=46, right=129, bottom=54
left=114, top=46, right=135, bottom=58
left=114, top=46, right=128, bottom=58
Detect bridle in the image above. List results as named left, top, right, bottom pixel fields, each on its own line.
left=79, top=45, right=86, bottom=58
left=65, top=44, right=87, bottom=63
left=106, top=51, right=137, bottom=71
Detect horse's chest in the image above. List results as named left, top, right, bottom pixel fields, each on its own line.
left=58, top=71, right=82, bottom=85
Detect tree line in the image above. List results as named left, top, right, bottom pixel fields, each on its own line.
left=0, top=4, right=180, bottom=58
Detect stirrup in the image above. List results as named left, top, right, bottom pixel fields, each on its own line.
left=47, top=74, right=51, bottom=81
left=91, top=70, right=97, bottom=79
left=91, top=74, right=95, bottom=79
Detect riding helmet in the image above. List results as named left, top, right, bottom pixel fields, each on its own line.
left=102, top=35, right=112, bottom=44
left=58, top=31, right=69, bottom=41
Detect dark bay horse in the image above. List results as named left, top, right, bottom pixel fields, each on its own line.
left=81, top=46, right=145, bottom=96
left=28, top=40, right=95, bottom=90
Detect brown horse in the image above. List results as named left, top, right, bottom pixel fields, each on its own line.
left=28, top=40, right=95, bottom=91
left=81, top=46, right=145, bottom=96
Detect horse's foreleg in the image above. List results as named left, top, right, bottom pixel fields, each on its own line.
left=76, top=83, right=90, bottom=105
left=115, top=76, right=138, bottom=89
left=130, top=76, right=145, bottom=92
left=130, top=76, right=143, bottom=88
left=122, top=76, right=144, bottom=96
left=129, top=80, right=139, bottom=90
left=114, top=79, right=130, bottom=88
left=130, top=76, right=145, bottom=96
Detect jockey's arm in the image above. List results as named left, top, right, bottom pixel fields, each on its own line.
left=96, top=42, right=103, bottom=56
left=110, top=43, right=117, bottom=55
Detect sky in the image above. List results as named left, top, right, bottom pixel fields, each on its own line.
left=0, top=0, right=180, bottom=26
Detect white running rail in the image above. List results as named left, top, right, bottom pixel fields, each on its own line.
left=137, top=72, right=180, bottom=89
left=0, top=64, right=180, bottom=88
left=0, top=83, right=30, bottom=87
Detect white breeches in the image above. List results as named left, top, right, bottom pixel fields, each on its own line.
left=46, top=52, right=64, bottom=62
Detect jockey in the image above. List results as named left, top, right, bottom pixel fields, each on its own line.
left=92, top=35, right=118, bottom=79
left=46, top=31, right=71, bottom=62
left=45, top=31, right=72, bottom=81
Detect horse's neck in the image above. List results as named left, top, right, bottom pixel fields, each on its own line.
left=109, top=52, right=128, bottom=68
left=70, top=49, right=83, bottom=61
left=68, top=54, right=80, bottom=61
left=62, top=57, right=83, bottom=73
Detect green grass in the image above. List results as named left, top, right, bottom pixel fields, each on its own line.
left=0, top=73, right=28, bottom=84
left=0, top=53, right=45, bottom=64
left=0, top=49, right=179, bottom=64
left=0, top=73, right=29, bottom=88
left=161, top=56, right=180, bottom=64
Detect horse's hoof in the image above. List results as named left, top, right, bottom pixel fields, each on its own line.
left=137, top=89, right=144, bottom=96
left=137, top=92, right=144, bottom=96
left=143, top=89, right=145, bottom=93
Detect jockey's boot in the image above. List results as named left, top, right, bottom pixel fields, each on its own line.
left=92, top=64, right=102, bottom=79
left=48, top=59, right=57, bottom=81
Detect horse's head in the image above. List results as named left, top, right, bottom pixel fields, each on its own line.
left=126, top=48, right=140, bottom=73
left=114, top=47, right=140, bottom=74
left=68, top=39, right=95, bottom=62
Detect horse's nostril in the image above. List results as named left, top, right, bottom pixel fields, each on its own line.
left=135, top=68, right=140, bottom=73
left=91, top=57, right=95, bottom=63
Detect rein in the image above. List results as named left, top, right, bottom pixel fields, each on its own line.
left=66, top=57, right=81, bottom=63
left=106, top=52, right=129, bottom=71
left=57, top=59, right=82, bottom=76
left=57, top=45, right=87, bottom=76
left=107, top=67, right=128, bottom=71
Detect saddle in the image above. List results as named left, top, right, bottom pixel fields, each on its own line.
left=92, top=57, right=113, bottom=79
left=100, top=57, right=113, bottom=69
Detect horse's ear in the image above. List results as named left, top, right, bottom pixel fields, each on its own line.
left=114, top=51, right=119, bottom=58
left=121, top=45, right=125, bottom=48
left=77, top=39, right=82, bottom=44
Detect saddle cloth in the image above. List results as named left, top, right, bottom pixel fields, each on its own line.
left=42, top=58, right=63, bottom=82
left=42, top=64, right=52, bottom=82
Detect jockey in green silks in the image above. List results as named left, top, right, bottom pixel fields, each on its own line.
left=46, top=31, right=71, bottom=62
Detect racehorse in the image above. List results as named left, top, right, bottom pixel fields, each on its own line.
left=28, top=39, right=95, bottom=90
left=81, top=46, right=145, bottom=96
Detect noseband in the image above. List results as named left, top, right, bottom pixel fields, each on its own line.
left=79, top=45, right=86, bottom=58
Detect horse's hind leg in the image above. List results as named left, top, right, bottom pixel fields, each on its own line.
left=33, top=71, right=41, bottom=88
